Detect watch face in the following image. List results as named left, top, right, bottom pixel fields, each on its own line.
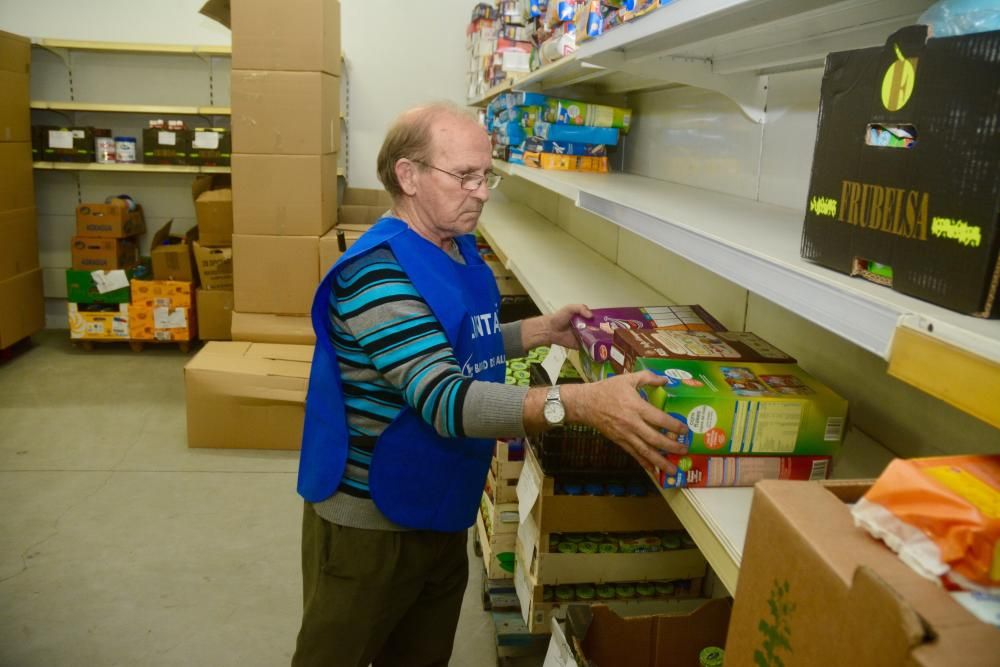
left=544, top=399, right=565, bottom=425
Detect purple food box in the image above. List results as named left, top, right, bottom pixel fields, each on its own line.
left=570, top=305, right=727, bottom=363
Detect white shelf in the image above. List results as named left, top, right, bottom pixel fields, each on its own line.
left=31, top=101, right=231, bottom=116
left=33, top=38, right=230, bottom=57
left=33, top=161, right=230, bottom=174
left=478, top=192, right=668, bottom=312
left=493, top=162, right=1000, bottom=368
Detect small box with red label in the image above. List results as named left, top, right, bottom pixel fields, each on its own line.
left=637, top=358, right=848, bottom=457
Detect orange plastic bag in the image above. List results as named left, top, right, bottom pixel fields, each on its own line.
left=852, top=454, right=1000, bottom=591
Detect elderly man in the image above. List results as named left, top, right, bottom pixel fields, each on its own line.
left=293, top=103, right=688, bottom=667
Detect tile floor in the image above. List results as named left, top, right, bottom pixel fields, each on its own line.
left=0, top=331, right=527, bottom=666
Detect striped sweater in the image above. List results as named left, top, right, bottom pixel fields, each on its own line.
left=314, top=246, right=528, bottom=530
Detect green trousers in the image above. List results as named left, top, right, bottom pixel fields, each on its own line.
left=291, top=503, right=469, bottom=667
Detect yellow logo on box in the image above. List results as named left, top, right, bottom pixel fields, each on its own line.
left=882, top=45, right=917, bottom=112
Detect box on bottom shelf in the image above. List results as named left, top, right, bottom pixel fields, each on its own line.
left=67, top=302, right=129, bottom=341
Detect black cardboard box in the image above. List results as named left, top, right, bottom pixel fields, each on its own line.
left=188, top=128, right=231, bottom=166
left=142, top=128, right=192, bottom=165
left=42, top=126, right=95, bottom=163
left=801, top=26, right=1000, bottom=318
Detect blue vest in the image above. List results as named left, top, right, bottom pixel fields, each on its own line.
left=297, top=217, right=506, bottom=532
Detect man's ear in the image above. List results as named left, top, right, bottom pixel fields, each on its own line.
left=395, top=159, right=419, bottom=196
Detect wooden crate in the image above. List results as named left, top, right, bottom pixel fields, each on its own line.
left=476, top=510, right=517, bottom=580
left=480, top=490, right=519, bottom=538
left=487, top=466, right=519, bottom=504
left=492, top=438, right=524, bottom=481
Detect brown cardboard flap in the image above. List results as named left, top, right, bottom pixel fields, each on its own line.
left=199, top=0, right=230, bottom=28
left=150, top=219, right=174, bottom=250
left=841, top=566, right=930, bottom=666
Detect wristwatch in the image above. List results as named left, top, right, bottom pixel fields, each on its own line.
left=543, top=385, right=566, bottom=427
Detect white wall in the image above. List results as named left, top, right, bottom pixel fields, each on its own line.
left=341, top=0, right=474, bottom=187
left=0, top=0, right=231, bottom=45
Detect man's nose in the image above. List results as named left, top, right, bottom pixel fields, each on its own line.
left=469, top=180, right=490, bottom=203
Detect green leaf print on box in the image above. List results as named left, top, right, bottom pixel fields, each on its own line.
left=755, top=579, right=796, bottom=667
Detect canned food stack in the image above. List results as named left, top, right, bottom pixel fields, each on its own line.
left=229, top=0, right=342, bottom=345
left=0, top=30, right=44, bottom=350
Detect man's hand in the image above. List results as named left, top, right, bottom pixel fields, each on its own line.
left=562, top=371, right=689, bottom=474
left=521, top=303, right=592, bottom=350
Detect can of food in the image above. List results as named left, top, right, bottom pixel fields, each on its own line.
left=598, top=542, right=618, bottom=554
left=555, top=585, right=575, bottom=602
left=614, top=583, right=636, bottom=599
left=699, top=647, right=725, bottom=667
left=662, top=533, right=682, bottom=550
left=596, top=584, right=616, bottom=600
left=558, top=541, right=578, bottom=554
left=575, top=584, right=596, bottom=600
left=95, top=136, right=116, bottom=163
left=655, top=581, right=676, bottom=597
left=578, top=541, right=598, bottom=554
left=115, top=137, right=137, bottom=163
left=636, top=582, right=656, bottom=598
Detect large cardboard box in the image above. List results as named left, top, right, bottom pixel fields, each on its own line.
left=67, top=302, right=129, bottom=341
left=192, top=241, right=234, bottom=290
left=319, top=227, right=363, bottom=273
left=191, top=175, right=233, bottom=246
left=801, top=26, right=1000, bottom=318
left=65, top=268, right=137, bottom=304
left=230, top=311, right=316, bottom=345
left=184, top=341, right=314, bottom=450
left=232, top=0, right=341, bottom=75
left=150, top=220, right=197, bottom=282
left=0, top=268, right=44, bottom=347
left=70, top=236, right=139, bottom=271
left=233, top=234, right=319, bottom=315
left=75, top=201, right=146, bottom=238
left=197, top=288, right=233, bottom=341
left=0, top=207, right=38, bottom=281
left=130, top=280, right=193, bottom=308
left=231, top=71, right=340, bottom=155
left=0, top=69, right=29, bottom=143
left=232, top=153, right=337, bottom=236
left=726, top=480, right=1000, bottom=666
left=0, top=142, right=33, bottom=211
left=338, top=186, right=393, bottom=230
left=0, top=30, right=30, bottom=75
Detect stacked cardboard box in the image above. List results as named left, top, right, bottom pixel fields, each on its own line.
left=191, top=175, right=234, bottom=340
left=0, top=30, right=44, bottom=349
left=231, top=0, right=341, bottom=346
left=318, top=186, right=393, bottom=277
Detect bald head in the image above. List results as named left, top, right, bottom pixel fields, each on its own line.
left=376, top=103, right=488, bottom=199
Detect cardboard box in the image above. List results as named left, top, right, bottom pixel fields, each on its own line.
left=0, top=207, right=38, bottom=281
left=727, top=481, right=1000, bottom=666
left=232, top=153, right=337, bottom=236
left=129, top=305, right=196, bottom=341
left=0, top=69, right=29, bottom=143
left=0, top=268, right=44, bottom=347
left=0, top=30, right=30, bottom=75
left=801, top=26, right=1000, bottom=318
left=141, top=127, right=191, bottom=165
left=41, top=126, right=95, bottom=162
left=150, top=220, right=197, bottom=282
left=232, top=0, right=341, bottom=75
left=0, top=142, right=33, bottom=211
left=637, top=358, right=848, bottom=456
left=231, top=70, right=340, bottom=155
left=319, top=227, right=362, bottom=273
left=184, top=341, right=314, bottom=450
left=337, top=186, right=393, bottom=230
left=192, top=175, right=233, bottom=246
left=75, top=201, right=146, bottom=238
left=476, top=510, right=516, bottom=580
left=230, top=311, right=316, bottom=345
left=610, top=329, right=795, bottom=374
left=67, top=302, right=129, bottom=341
left=70, top=236, right=139, bottom=271
left=233, top=234, right=319, bottom=315
left=197, top=288, right=233, bottom=341
left=130, top=279, right=193, bottom=308
left=65, top=268, right=139, bottom=304
left=187, top=127, right=231, bottom=167
left=552, top=599, right=732, bottom=667
left=192, top=241, right=233, bottom=290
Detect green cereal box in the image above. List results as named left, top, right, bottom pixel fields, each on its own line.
left=546, top=98, right=632, bottom=132
left=636, top=358, right=848, bottom=456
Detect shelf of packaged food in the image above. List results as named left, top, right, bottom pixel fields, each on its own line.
left=478, top=192, right=668, bottom=312
left=32, top=161, right=231, bottom=174
left=491, top=162, right=1000, bottom=427
left=33, top=38, right=231, bottom=57
left=468, top=80, right=515, bottom=108
left=30, top=101, right=231, bottom=115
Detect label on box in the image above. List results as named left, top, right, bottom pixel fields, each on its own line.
left=72, top=129, right=86, bottom=139
left=48, top=130, right=73, bottom=149
left=154, top=306, right=187, bottom=329
left=193, top=131, right=220, bottom=150
left=91, top=269, right=129, bottom=294
left=112, top=316, right=129, bottom=337
left=158, top=131, right=176, bottom=146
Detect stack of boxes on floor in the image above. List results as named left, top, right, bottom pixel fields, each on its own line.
left=0, top=30, right=44, bottom=351
left=230, top=0, right=341, bottom=345
left=184, top=0, right=340, bottom=450
left=572, top=305, right=849, bottom=489
left=486, top=91, right=630, bottom=172
left=191, top=175, right=234, bottom=341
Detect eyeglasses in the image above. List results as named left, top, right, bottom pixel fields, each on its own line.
left=413, top=160, right=502, bottom=191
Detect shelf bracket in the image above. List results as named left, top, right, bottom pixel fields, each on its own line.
left=595, top=51, right=769, bottom=124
